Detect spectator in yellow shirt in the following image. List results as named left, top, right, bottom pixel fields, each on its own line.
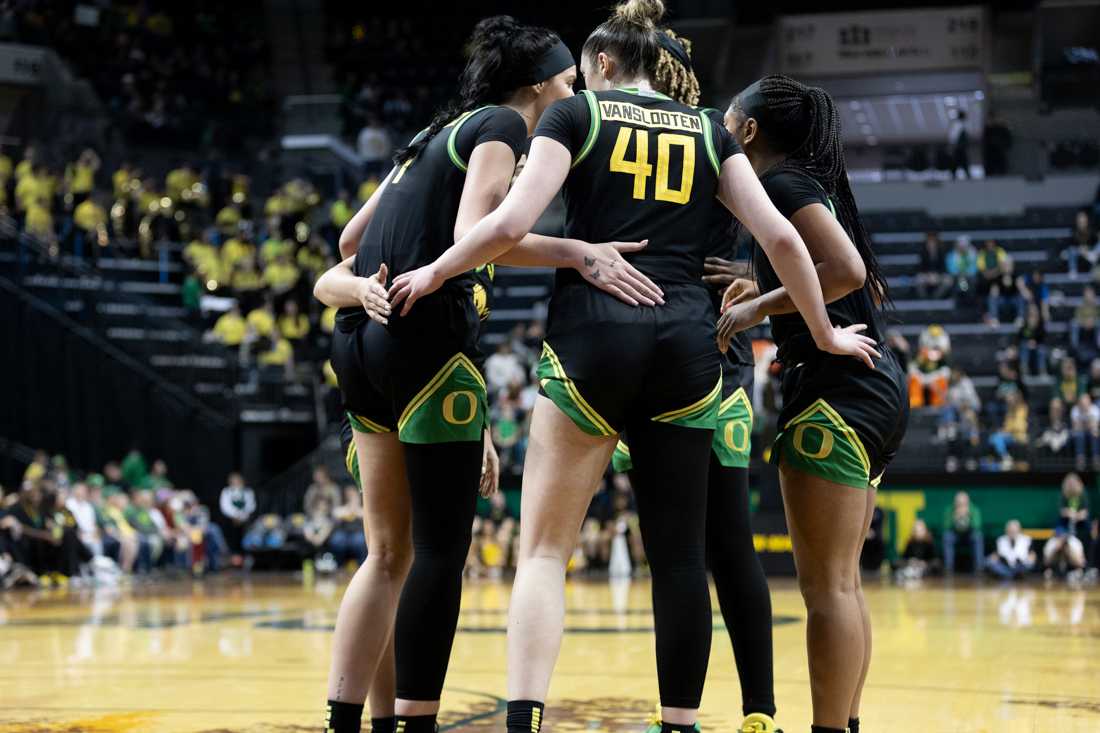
left=257, top=335, right=294, bottom=367
left=73, top=196, right=107, bottom=232
left=184, top=238, right=221, bottom=282
left=989, top=389, right=1029, bottom=470
left=260, top=235, right=293, bottom=265
left=264, top=190, right=286, bottom=219
left=72, top=195, right=108, bottom=260
left=296, top=237, right=328, bottom=277
left=14, top=146, right=36, bottom=181
left=136, top=177, right=161, bottom=215
left=113, top=162, right=136, bottom=199
left=209, top=304, right=248, bottom=347
left=25, top=198, right=54, bottom=241
left=263, top=253, right=300, bottom=295
left=166, top=163, right=198, bottom=204
left=15, top=166, right=47, bottom=212
left=247, top=299, right=277, bottom=337
left=221, top=235, right=256, bottom=273
left=35, top=166, right=57, bottom=206
left=65, top=149, right=100, bottom=205
left=321, top=306, right=336, bottom=335
left=357, top=176, right=379, bottom=204
left=216, top=205, right=241, bottom=237
left=231, top=256, right=265, bottom=309
left=278, top=300, right=310, bottom=342
left=330, top=190, right=353, bottom=230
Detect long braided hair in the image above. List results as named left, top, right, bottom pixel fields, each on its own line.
left=733, top=74, right=890, bottom=307
left=394, top=16, right=561, bottom=166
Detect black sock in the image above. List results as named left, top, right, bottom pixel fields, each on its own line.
left=325, top=700, right=363, bottom=733
left=396, top=714, right=436, bottom=733
left=506, top=700, right=544, bottom=733
left=660, top=723, right=696, bottom=733
left=811, top=727, right=845, bottom=733
left=370, top=716, right=395, bottom=733
left=847, top=718, right=860, bottom=733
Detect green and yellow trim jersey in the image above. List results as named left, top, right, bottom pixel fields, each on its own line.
left=533, top=88, right=742, bottom=288
left=749, top=168, right=884, bottom=360
left=340, top=106, right=527, bottom=331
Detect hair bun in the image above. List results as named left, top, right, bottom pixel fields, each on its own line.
left=613, top=0, right=665, bottom=28
left=470, top=15, right=520, bottom=48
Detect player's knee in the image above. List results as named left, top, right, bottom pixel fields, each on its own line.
left=368, top=536, right=413, bottom=579
left=798, top=573, right=857, bottom=610
left=518, top=540, right=572, bottom=568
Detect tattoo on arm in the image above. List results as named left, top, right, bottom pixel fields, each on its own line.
left=591, top=269, right=601, bottom=280
left=584, top=256, right=596, bottom=268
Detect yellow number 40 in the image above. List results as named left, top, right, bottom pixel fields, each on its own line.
left=609, top=128, right=695, bottom=205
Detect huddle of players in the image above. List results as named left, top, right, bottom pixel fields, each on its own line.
left=315, top=2, right=909, bottom=733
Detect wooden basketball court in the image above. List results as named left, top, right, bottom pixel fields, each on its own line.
left=2, top=575, right=1098, bottom=732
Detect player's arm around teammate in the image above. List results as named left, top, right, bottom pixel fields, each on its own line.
left=714, top=76, right=908, bottom=733
left=716, top=200, right=869, bottom=350
left=389, top=96, right=876, bottom=371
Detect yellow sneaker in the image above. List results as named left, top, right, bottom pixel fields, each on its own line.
left=740, top=713, right=782, bottom=733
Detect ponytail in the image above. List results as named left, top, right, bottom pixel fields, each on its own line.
left=582, top=0, right=665, bottom=82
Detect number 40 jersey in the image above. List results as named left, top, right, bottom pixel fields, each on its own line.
left=534, top=87, right=743, bottom=288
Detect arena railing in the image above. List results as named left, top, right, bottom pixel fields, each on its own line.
left=0, top=216, right=243, bottom=416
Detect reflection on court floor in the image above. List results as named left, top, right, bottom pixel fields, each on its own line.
left=1, top=575, right=1098, bottom=732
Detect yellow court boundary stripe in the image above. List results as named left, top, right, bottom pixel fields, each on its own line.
left=784, top=398, right=871, bottom=476
left=397, top=353, right=485, bottom=432
left=541, top=342, right=615, bottom=436
left=653, top=375, right=722, bottom=423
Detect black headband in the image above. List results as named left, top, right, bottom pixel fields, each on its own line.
left=736, top=80, right=767, bottom=118
left=657, top=32, right=692, bottom=71
left=736, top=79, right=807, bottom=151
left=524, top=40, right=575, bottom=84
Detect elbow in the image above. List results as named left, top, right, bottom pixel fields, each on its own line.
left=338, top=235, right=357, bottom=260
left=312, top=277, right=328, bottom=304
left=489, top=212, right=527, bottom=246
left=766, top=230, right=804, bottom=263
left=840, top=257, right=867, bottom=294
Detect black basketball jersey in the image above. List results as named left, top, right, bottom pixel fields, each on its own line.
left=352, top=105, right=527, bottom=290
left=750, top=167, right=884, bottom=360
left=699, top=106, right=754, bottom=373
left=534, top=88, right=742, bottom=288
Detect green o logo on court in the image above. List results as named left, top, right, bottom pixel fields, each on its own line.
left=792, top=422, right=834, bottom=459
left=443, top=390, right=478, bottom=425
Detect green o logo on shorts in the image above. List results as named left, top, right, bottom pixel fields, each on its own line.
left=793, top=422, right=835, bottom=460
left=442, top=390, right=478, bottom=425
left=724, top=419, right=751, bottom=453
